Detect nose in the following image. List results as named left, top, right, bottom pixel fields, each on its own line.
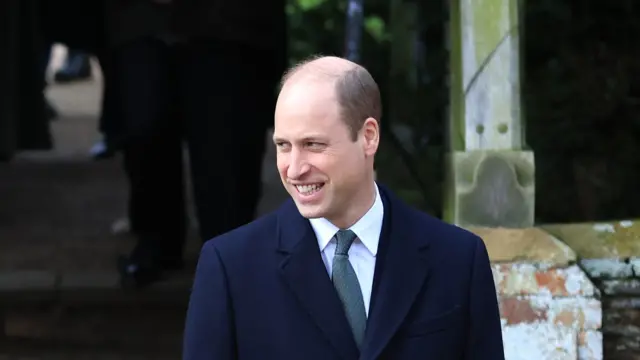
left=286, top=149, right=310, bottom=180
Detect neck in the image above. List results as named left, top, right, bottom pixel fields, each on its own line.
left=328, top=179, right=376, bottom=229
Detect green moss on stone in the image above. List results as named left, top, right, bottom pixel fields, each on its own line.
left=468, top=227, right=576, bottom=265
left=541, top=220, right=640, bottom=258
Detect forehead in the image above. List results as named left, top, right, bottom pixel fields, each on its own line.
left=277, top=79, right=335, bottom=113
left=274, top=81, right=344, bottom=138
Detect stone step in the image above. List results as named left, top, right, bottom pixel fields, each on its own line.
left=1, top=301, right=186, bottom=358
left=0, top=270, right=193, bottom=305
left=0, top=270, right=192, bottom=357
left=0, top=338, right=179, bottom=360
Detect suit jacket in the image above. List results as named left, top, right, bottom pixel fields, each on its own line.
left=183, top=185, right=504, bottom=360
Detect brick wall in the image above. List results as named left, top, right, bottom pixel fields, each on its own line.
left=581, top=258, right=640, bottom=359
left=470, top=227, right=606, bottom=359
left=493, top=263, right=603, bottom=359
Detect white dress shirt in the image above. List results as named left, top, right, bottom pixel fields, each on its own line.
left=309, top=183, right=384, bottom=316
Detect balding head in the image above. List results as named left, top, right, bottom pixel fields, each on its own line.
left=273, top=56, right=381, bottom=227
left=279, top=56, right=382, bottom=141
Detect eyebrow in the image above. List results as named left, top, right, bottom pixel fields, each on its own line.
left=272, top=135, right=328, bottom=143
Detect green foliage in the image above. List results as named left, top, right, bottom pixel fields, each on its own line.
left=286, top=0, right=392, bottom=63
left=296, top=0, right=326, bottom=11
left=364, top=16, right=389, bottom=43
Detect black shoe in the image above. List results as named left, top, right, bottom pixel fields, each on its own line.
left=117, top=256, right=163, bottom=290
left=117, top=256, right=185, bottom=290
left=89, top=139, right=117, bottom=160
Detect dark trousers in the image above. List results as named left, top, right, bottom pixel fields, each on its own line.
left=114, top=37, right=276, bottom=264
left=96, top=48, right=123, bottom=147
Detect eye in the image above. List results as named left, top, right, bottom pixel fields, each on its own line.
left=305, top=142, right=324, bottom=149
left=275, top=142, right=290, bottom=150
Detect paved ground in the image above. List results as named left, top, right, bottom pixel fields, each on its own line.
left=0, top=45, right=288, bottom=358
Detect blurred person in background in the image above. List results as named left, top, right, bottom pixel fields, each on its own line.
left=106, top=0, right=287, bottom=288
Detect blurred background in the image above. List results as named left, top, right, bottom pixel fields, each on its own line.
left=1, top=0, right=640, bottom=358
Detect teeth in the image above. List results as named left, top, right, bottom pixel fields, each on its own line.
left=295, top=184, right=323, bottom=195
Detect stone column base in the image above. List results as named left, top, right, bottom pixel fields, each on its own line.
left=444, top=150, right=535, bottom=227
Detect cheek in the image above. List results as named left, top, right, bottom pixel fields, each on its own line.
left=276, top=157, right=288, bottom=177
left=341, top=151, right=365, bottom=170
left=341, top=156, right=367, bottom=183
left=324, top=157, right=359, bottom=182
left=307, top=149, right=361, bottom=180
left=307, top=156, right=334, bottom=177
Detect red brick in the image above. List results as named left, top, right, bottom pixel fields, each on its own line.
left=535, top=271, right=568, bottom=294
left=500, top=297, right=547, bottom=325
left=493, top=264, right=598, bottom=297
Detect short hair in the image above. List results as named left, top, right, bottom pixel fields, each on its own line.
left=280, top=56, right=382, bottom=141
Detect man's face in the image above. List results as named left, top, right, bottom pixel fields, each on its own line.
left=273, top=80, right=369, bottom=223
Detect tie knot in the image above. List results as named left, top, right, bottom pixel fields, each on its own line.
left=334, top=229, right=357, bottom=256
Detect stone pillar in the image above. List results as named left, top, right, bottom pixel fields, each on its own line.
left=444, top=0, right=534, bottom=227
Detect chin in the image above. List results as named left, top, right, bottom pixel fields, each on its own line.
left=294, top=202, right=327, bottom=219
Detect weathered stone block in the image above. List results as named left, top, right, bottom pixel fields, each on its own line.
left=493, top=264, right=599, bottom=297
left=548, top=298, right=602, bottom=330
left=500, top=296, right=548, bottom=325
left=494, top=261, right=603, bottom=359
left=580, top=259, right=634, bottom=279
left=578, top=330, right=603, bottom=360
left=444, top=151, right=535, bottom=228
left=630, top=258, right=640, bottom=276
left=606, top=298, right=640, bottom=309
left=499, top=296, right=601, bottom=330
left=542, top=221, right=640, bottom=259
left=602, top=280, right=640, bottom=296
left=604, top=307, right=640, bottom=332
left=502, top=323, right=577, bottom=360
left=470, top=227, right=576, bottom=266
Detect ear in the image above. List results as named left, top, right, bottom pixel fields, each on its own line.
left=361, top=117, right=380, bottom=157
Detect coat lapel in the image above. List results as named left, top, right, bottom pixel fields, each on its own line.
left=361, top=186, right=431, bottom=360
left=276, top=200, right=360, bottom=360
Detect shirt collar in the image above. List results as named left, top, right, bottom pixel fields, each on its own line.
left=310, top=183, right=384, bottom=256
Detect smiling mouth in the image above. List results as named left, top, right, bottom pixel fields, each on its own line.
left=294, top=183, right=324, bottom=196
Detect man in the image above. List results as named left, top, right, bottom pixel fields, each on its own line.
left=183, top=56, right=504, bottom=360
left=105, top=0, right=286, bottom=288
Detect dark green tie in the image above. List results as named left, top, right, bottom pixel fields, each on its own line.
left=332, top=229, right=367, bottom=348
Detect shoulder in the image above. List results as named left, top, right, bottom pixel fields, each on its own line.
left=401, top=206, right=487, bottom=279
left=420, top=211, right=480, bottom=249
left=388, top=192, right=483, bottom=261
left=381, top=183, right=481, bottom=249
left=417, top=210, right=480, bottom=249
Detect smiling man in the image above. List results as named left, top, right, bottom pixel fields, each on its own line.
left=183, top=56, right=504, bottom=360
